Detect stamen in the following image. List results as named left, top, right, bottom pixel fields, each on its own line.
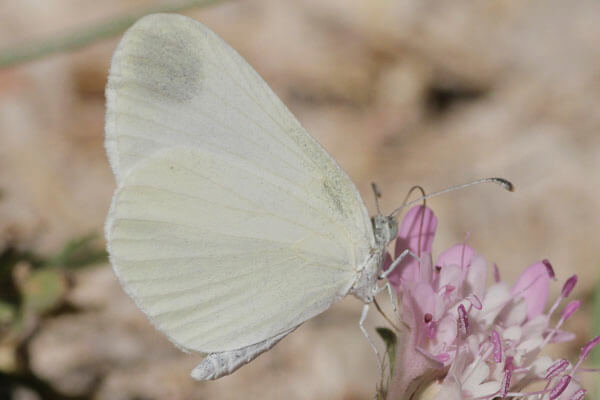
left=457, top=304, right=469, bottom=338
left=426, top=321, right=438, bottom=339
left=549, top=375, right=571, bottom=400
left=578, top=367, right=600, bottom=373
left=493, top=263, right=501, bottom=282
left=562, top=275, right=578, bottom=297
left=467, top=294, right=482, bottom=310
left=542, top=259, right=556, bottom=280
left=490, top=330, right=502, bottom=363
left=423, top=313, right=437, bottom=339
left=569, top=389, right=586, bottom=400
left=561, top=300, right=580, bottom=321
left=567, top=335, right=600, bottom=378
left=436, top=353, right=450, bottom=363
left=504, top=356, right=514, bottom=372
left=500, top=367, right=512, bottom=398
left=548, top=275, right=578, bottom=318
left=459, top=241, right=470, bottom=269
left=545, top=359, right=569, bottom=380
left=542, top=301, right=581, bottom=348
left=579, top=335, right=600, bottom=363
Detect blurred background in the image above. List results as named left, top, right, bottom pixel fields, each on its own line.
left=0, top=0, right=599, bottom=399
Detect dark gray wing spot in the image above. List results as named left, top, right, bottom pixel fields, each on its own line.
left=118, top=15, right=204, bottom=103
left=286, top=127, right=357, bottom=219
left=323, top=177, right=348, bottom=217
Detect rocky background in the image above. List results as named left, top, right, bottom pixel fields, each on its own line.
left=0, top=0, right=599, bottom=399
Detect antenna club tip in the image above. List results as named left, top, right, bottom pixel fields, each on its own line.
left=493, top=177, right=515, bottom=192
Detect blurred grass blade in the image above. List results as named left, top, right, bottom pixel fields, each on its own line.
left=21, top=268, right=67, bottom=314
left=0, top=300, right=15, bottom=325
left=47, top=233, right=107, bottom=269
left=0, top=0, right=229, bottom=68
left=376, top=327, right=397, bottom=377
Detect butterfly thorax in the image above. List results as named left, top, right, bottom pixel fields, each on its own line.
left=350, top=215, right=398, bottom=303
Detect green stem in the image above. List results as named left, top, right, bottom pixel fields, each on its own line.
left=592, top=279, right=600, bottom=398
left=0, top=0, right=229, bottom=68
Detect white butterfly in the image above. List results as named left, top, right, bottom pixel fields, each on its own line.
left=105, top=13, right=400, bottom=380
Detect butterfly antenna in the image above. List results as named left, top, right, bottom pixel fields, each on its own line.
left=400, top=185, right=427, bottom=210
left=390, top=177, right=514, bottom=218
left=371, top=182, right=383, bottom=215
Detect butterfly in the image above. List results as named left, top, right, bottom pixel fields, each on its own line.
left=105, top=12, right=416, bottom=381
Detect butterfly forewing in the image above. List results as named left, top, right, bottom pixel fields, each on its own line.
left=105, top=13, right=375, bottom=354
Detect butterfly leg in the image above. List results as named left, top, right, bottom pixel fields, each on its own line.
left=379, top=248, right=420, bottom=280
left=377, top=249, right=421, bottom=311
left=374, top=281, right=398, bottom=311
left=359, top=303, right=383, bottom=370
left=385, top=281, right=397, bottom=311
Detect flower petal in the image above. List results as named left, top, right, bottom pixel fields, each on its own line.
left=477, top=283, right=512, bottom=326
left=437, top=264, right=463, bottom=293
left=517, top=336, right=544, bottom=355
left=388, top=206, right=437, bottom=284
left=530, top=356, right=554, bottom=377
left=411, top=282, right=436, bottom=317
left=555, top=381, right=583, bottom=400
left=464, top=255, right=488, bottom=299
left=503, top=326, right=522, bottom=342
left=435, top=380, right=462, bottom=400
left=548, top=330, right=576, bottom=343
left=471, top=381, right=501, bottom=398
left=512, top=261, right=550, bottom=320
left=499, top=297, right=528, bottom=326
left=395, top=205, right=438, bottom=257
left=435, top=314, right=458, bottom=350
left=462, top=360, right=490, bottom=389
left=437, top=243, right=475, bottom=269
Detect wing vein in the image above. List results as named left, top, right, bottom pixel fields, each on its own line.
left=118, top=183, right=346, bottom=243
left=113, top=89, right=308, bottom=176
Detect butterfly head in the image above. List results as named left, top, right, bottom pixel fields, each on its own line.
left=372, top=214, right=398, bottom=248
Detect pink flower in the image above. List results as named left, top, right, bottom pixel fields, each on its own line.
left=384, top=206, right=598, bottom=400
